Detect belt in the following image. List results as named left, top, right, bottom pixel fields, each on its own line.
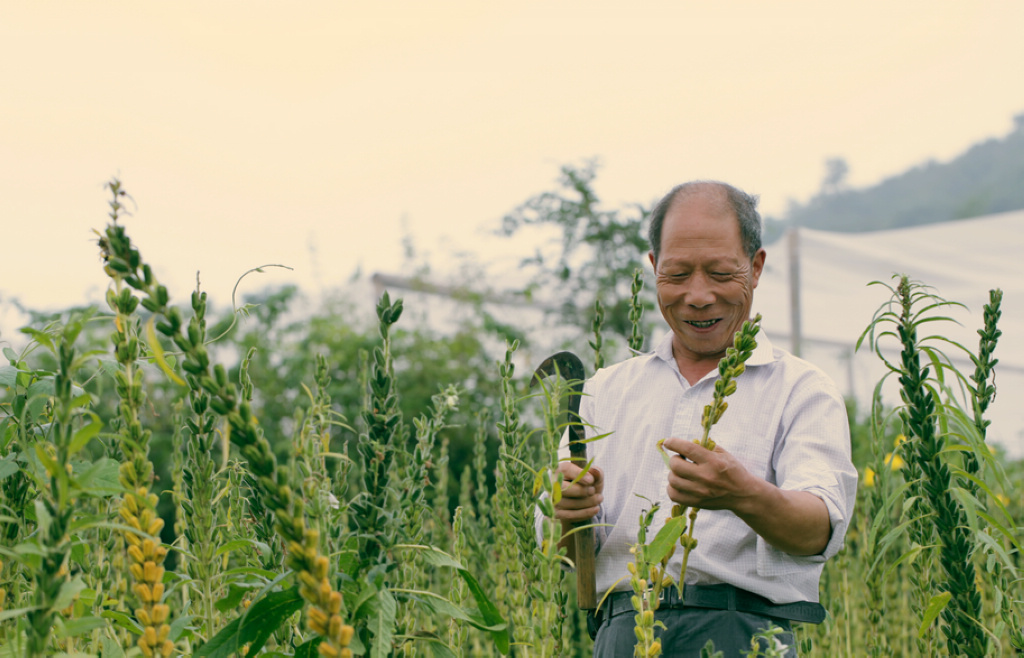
left=598, top=584, right=826, bottom=625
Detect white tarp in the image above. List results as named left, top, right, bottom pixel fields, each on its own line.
left=753, top=210, right=1024, bottom=456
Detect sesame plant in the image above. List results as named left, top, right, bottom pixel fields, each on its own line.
left=655, top=313, right=762, bottom=590
left=5, top=178, right=1024, bottom=657
left=857, top=275, right=1018, bottom=657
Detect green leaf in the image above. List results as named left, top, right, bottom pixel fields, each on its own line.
left=215, top=538, right=258, bottom=557
left=145, top=318, right=186, bottom=386
left=169, top=614, right=193, bottom=642
left=398, top=544, right=464, bottom=570
left=34, top=499, right=53, bottom=537
left=370, top=588, right=398, bottom=658
left=100, top=610, right=143, bottom=635
left=35, top=443, right=60, bottom=479
left=56, top=615, right=106, bottom=639
left=648, top=514, right=688, bottom=565
left=195, top=586, right=304, bottom=658
left=0, top=455, right=20, bottom=482
left=214, top=582, right=260, bottom=613
left=426, top=640, right=459, bottom=658
left=919, top=591, right=952, bottom=638
left=2, top=347, right=17, bottom=363
left=458, top=567, right=509, bottom=654
left=0, top=365, right=18, bottom=388
left=69, top=416, right=103, bottom=455
left=100, top=637, right=127, bottom=658
left=293, top=637, right=324, bottom=658
left=74, top=457, right=123, bottom=496
left=54, top=576, right=88, bottom=611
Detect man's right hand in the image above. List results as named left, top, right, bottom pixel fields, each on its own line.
left=553, top=461, right=604, bottom=523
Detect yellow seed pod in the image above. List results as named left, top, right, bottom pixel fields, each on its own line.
left=143, top=625, right=158, bottom=647
left=638, top=579, right=647, bottom=591
left=309, top=619, right=328, bottom=636
left=627, top=562, right=637, bottom=576
left=138, top=639, right=154, bottom=657
left=157, top=624, right=170, bottom=642
left=649, top=640, right=662, bottom=654
left=152, top=603, right=169, bottom=624
left=328, top=591, right=343, bottom=615
left=339, top=624, right=354, bottom=645
left=142, top=539, right=157, bottom=559
left=148, top=517, right=164, bottom=536
left=662, top=575, right=674, bottom=589
left=317, top=642, right=340, bottom=658
left=340, top=649, right=353, bottom=658
left=160, top=640, right=175, bottom=657
left=305, top=528, right=320, bottom=550
left=134, top=583, right=153, bottom=603
left=633, top=625, right=645, bottom=642
left=144, top=561, right=160, bottom=583
left=130, top=564, right=145, bottom=582
left=151, top=582, right=164, bottom=601
left=125, top=532, right=142, bottom=548
left=308, top=607, right=329, bottom=628
left=643, top=609, right=654, bottom=626
left=139, top=509, right=154, bottom=527
left=300, top=585, right=318, bottom=604
left=124, top=494, right=139, bottom=514
left=118, top=506, right=138, bottom=526
left=136, top=607, right=152, bottom=627
left=314, top=556, right=329, bottom=581
left=128, top=545, right=146, bottom=565
left=328, top=614, right=343, bottom=640
left=318, top=579, right=332, bottom=603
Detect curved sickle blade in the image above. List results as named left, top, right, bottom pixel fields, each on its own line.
left=531, top=350, right=596, bottom=609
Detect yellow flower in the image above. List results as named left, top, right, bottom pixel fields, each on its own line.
left=884, top=453, right=905, bottom=470
left=894, top=434, right=907, bottom=447
left=864, top=467, right=876, bottom=488
left=997, top=494, right=1010, bottom=506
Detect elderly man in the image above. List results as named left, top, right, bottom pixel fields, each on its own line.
left=554, top=181, right=858, bottom=656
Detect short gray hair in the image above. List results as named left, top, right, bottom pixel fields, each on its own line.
left=647, top=181, right=762, bottom=263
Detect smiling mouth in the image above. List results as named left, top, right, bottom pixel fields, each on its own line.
left=686, top=319, right=719, bottom=329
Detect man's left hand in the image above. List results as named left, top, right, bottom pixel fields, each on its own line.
left=661, top=436, right=756, bottom=511
left=660, top=436, right=832, bottom=556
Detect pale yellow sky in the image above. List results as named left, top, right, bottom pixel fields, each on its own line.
left=2, top=1, right=1024, bottom=314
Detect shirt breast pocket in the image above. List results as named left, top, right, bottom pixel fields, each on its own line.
left=709, top=426, right=774, bottom=482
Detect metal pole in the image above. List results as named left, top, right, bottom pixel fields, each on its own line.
left=787, top=228, right=802, bottom=357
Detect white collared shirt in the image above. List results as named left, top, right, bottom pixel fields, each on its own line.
left=557, top=331, right=857, bottom=605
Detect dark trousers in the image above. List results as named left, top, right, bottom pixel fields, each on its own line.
left=590, top=606, right=796, bottom=657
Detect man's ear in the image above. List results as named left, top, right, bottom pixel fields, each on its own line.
left=751, top=248, right=767, bottom=288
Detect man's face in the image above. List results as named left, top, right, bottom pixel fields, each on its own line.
left=649, top=192, right=766, bottom=369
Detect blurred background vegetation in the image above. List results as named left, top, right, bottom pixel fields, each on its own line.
left=4, top=112, right=1024, bottom=562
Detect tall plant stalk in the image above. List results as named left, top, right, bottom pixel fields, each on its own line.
left=863, top=275, right=986, bottom=657
left=96, top=178, right=355, bottom=658
left=659, top=314, right=761, bottom=588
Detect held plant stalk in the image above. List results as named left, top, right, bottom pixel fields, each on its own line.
left=659, top=313, right=761, bottom=590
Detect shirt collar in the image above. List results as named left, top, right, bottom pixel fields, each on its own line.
left=653, top=326, right=777, bottom=373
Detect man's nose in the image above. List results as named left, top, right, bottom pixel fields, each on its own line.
left=685, top=272, right=715, bottom=307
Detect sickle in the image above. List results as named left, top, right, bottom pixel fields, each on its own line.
left=532, top=350, right=597, bottom=609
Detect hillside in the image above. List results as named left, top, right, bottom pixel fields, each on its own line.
left=776, top=113, right=1024, bottom=233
